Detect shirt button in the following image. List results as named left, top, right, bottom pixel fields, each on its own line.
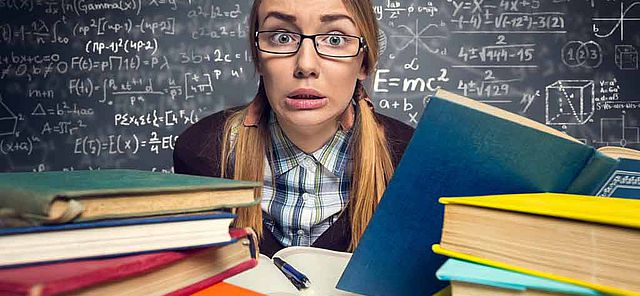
left=302, top=192, right=312, bottom=199
left=297, top=229, right=305, bottom=236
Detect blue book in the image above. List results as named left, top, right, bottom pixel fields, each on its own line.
left=436, top=259, right=605, bottom=296
left=0, top=212, right=236, bottom=267
left=337, top=89, right=640, bottom=295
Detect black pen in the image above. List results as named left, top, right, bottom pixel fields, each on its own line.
left=273, top=257, right=311, bottom=289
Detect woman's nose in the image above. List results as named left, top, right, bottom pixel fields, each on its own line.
left=294, top=38, right=320, bottom=79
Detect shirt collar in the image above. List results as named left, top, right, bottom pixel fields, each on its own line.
left=268, top=112, right=352, bottom=178
left=242, top=91, right=374, bottom=130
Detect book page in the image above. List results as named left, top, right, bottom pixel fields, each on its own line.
left=597, top=146, right=640, bottom=160
left=226, top=247, right=359, bottom=295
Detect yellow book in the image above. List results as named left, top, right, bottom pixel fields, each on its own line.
left=439, top=192, right=640, bottom=228
left=435, top=193, right=640, bottom=296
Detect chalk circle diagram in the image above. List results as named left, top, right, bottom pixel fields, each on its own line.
left=377, top=28, right=387, bottom=57
left=561, top=41, right=603, bottom=68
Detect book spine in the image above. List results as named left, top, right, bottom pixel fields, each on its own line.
left=234, top=227, right=258, bottom=259
left=0, top=188, right=51, bottom=220
left=566, top=150, right=619, bottom=195
left=165, top=259, right=259, bottom=296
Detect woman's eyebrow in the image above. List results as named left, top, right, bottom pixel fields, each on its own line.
left=320, top=14, right=356, bottom=26
left=261, top=12, right=356, bottom=27
left=262, top=11, right=297, bottom=26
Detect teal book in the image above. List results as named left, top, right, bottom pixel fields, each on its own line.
left=0, top=169, right=260, bottom=226
left=337, top=89, right=640, bottom=295
left=436, top=259, right=605, bottom=296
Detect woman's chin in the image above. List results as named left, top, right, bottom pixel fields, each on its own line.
left=279, top=112, right=336, bottom=128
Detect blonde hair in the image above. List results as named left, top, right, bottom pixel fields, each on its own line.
left=222, top=0, right=393, bottom=250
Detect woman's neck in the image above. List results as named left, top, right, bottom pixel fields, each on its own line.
left=278, top=117, right=339, bottom=154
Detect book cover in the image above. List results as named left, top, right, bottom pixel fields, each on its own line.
left=0, top=169, right=260, bottom=225
left=436, top=258, right=604, bottom=296
left=592, top=157, right=640, bottom=198
left=337, top=89, right=639, bottom=295
left=0, top=212, right=235, bottom=267
left=0, top=228, right=258, bottom=296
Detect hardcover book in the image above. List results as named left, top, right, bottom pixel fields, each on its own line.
left=436, top=259, right=604, bottom=296
left=0, top=212, right=235, bottom=267
left=434, top=193, right=640, bottom=295
left=0, top=228, right=258, bottom=296
left=337, top=89, right=640, bottom=295
left=0, top=169, right=260, bottom=226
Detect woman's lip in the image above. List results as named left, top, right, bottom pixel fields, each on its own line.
left=285, top=97, right=328, bottom=110
left=287, top=88, right=325, bottom=98
left=286, top=95, right=326, bottom=100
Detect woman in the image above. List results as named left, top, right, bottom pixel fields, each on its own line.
left=174, top=0, right=414, bottom=257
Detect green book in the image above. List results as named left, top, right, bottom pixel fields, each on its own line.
left=0, top=169, right=260, bottom=226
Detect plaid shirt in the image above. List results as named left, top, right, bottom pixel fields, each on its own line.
left=261, top=113, right=352, bottom=246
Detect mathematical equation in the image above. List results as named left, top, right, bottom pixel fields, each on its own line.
left=0, top=0, right=179, bottom=15
left=65, top=70, right=244, bottom=104
left=0, top=48, right=252, bottom=81
left=73, top=132, right=177, bottom=156
left=457, top=38, right=536, bottom=65
left=114, top=109, right=199, bottom=127
left=0, top=17, right=247, bottom=46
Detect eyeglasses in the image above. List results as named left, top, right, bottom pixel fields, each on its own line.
left=255, top=31, right=367, bottom=58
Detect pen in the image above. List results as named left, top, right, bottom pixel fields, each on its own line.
left=273, top=257, right=311, bottom=289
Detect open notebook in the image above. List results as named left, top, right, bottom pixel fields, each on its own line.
left=225, top=247, right=357, bottom=295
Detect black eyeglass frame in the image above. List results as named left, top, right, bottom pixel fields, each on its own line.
left=255, top=30, right=368, bottom=58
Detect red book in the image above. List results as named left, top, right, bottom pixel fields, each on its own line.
left=0, top=228, right=258, bottom=296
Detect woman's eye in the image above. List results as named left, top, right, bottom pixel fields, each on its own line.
left=328, top=36, right=343, bottom=46
left=321, top=35, right=347, bottom=47
left=272, top=33, right=293, bottom=44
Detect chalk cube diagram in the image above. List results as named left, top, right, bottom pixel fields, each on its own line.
left=0, top=95, right=18, bottom=136
left=615, top=45, right=638, bottom=70
left=545, top=80, right=594, bottom=125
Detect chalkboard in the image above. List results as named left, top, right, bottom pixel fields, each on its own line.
left=1, top=0, right=639, bottom=172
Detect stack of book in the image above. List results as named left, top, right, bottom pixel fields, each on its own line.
left=433, top=192, right=640, bottom=296
left=337, top=89, right=640, bottom=295
left=0, top=169, right=262, bottom=295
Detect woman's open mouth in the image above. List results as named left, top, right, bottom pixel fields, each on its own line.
left=286, top=88, right=328, bottom=110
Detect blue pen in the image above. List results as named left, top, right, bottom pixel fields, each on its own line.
left=273, top=257, right=311, bottom=289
